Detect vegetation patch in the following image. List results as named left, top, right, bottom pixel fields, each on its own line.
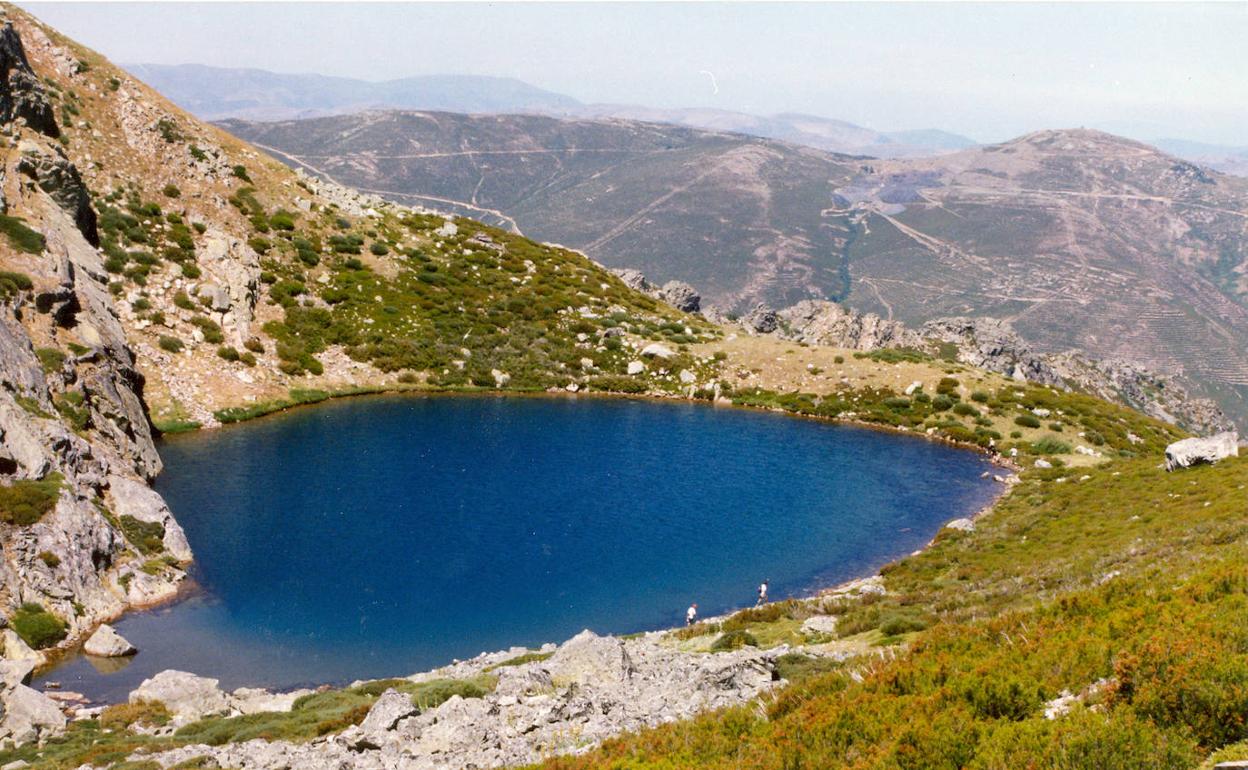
left=11, top=602, right=67, bottom=649
left=0, top=473, right=63, bottom=526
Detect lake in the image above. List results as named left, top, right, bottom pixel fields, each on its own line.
left=40, top=394, right=999, bottom=701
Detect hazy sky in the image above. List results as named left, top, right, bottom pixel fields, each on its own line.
left=20, top=2, right=1248, bottom=144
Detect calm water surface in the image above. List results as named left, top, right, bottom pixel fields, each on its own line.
left=41, top=395, right=998, bottom=701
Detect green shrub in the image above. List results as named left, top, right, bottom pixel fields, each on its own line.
left=971, top=390, right=990, bottom=403
left=119, top=514, right=165, bottom=555
left=243, top=338, right=265, bottom=354
left=370, top=241, right=390, bottom=256
left=1032, top=437, right=1073, bottom=455
left=952, top=402, right=979, bottom=417
left=0, top=270, right=33, bottom=299
left=37, top=550, right=60, bottom=568
left=217, top=346, right=240, bottom=362
left=1015, top=413, right=1042, bottom=429
left=162, top=184, right=180, bottom=198
left=0, top=216, right=46, bottom=254
left=232, top=165, right=251, bottom=182
left=35, top=347, right=66, bottom=373
left=0, top=474, right=63, bottom=526
left=158, top=336, right=184, bottom=353
left=937, top=377, right=960, bottom=395
left=878, top=610, right=928, bottom=636
left=173, top=291, right=195, bottom=310
left=710, top=630, right=759, bottom=651
left=156, top=118, right=182, bottom=143
left=11, top=602, right=67, bottom=649
left=932, top=394, right=954, bottom=411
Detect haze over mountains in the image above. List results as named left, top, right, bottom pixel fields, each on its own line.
left=133, top=63, right=1248, bottom=172
left=132, top=63, right=977, bottom=159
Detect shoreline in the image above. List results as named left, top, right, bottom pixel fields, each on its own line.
left=40, top=387, right=1016, bottom=702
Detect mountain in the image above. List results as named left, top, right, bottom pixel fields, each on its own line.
left=1153, top=137, right=1248, bottom=177
left=222, top=114, right=1248, bottom=428
left=552, top=105, right=977, bottom=158
left=125, top=63, right=582, bottom=121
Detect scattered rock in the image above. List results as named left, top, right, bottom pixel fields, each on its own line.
left=0, top=685, right=67, bottom=743
left=627, top=360, right=646, bottom=375
left=944, top=517, right=975, bottom=533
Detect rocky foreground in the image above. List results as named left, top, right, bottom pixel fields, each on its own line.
left=124, top=627, right=797, bottom=769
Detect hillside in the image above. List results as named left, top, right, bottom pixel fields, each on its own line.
left=222, top=114, right=1248, bottom=429
left=220, top=110, right=865, bottom=312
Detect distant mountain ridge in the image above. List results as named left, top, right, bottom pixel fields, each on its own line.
left=129, top=63, right=975, bottom=158
left=124, top=63, right=583, bottom=120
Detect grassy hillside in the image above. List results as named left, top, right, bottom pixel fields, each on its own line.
left=540, top=456, right=1248, bottom=768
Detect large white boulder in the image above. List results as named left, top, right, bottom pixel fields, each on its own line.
left=545, top=629, right=635, bottom=686
left=83, top=624, right=137, bottom=657
left=0, top=684, right=66, bottom=743
left=130, top=670, right=229, bottom=721
left=1164, top=432, right=1239, bottom=471
left=639, top=343, right=675, bottom=359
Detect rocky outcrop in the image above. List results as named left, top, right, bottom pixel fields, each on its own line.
left=0, top=682, right=66, bottom=743
left=779, top=300, right=925, bottom=350
left=133, top=629, right=783, bottom=769
left=0, top=23, right=58, bottom=138
left=196, top=229, right=261, bottom=347
left=1164, top=432, right=1239, bottom=471
left=16, top=141, right=98, bottom=246
left=658, top=281, right=700, bottom=313
left=0, top=26, right=187, bottom=670
left=741, top=302, right=779, bottom=334
left=920, top=316, right=1232, bottom=435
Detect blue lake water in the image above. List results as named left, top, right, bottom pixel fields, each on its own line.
left=40, top=395, right=998, bottom=702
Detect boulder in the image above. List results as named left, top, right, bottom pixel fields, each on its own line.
left=129, top=670, right=229, bottom=721
left=0, top=24, right=60, bottom=139
left=545, top=629, right=634, bottom=686
left=944, top=518, right=975, bottom=533
left=0, top=684, right=66, bottom=742
left=640, top=343, right=675, bottom=359
left=1, top=630, right=41, bottom=664
left=658, top=281, right=700, bottom=313
left=1164, top=432, right=1239, bottom=471
left=358, top=688, right=418, bottom=735
left=800, top=615, right=838, bottom=636
left=229, top=687, right=311, bottom=715
left=742, top=303, right=779, bottom=334
left=83, top=624, right=137, bottom=657
left=626, top=360, right=646, bottom=375
left=611, top=268, right=654, bottom=294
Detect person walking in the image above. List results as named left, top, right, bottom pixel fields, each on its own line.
left=757, top=579, right=769, bottom=606
left=686, top=603, right=698, bottom=626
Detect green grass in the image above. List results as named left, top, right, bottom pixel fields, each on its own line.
left=118, top=514, right=164, bottom=555
left=485, top=651, right=554, bottom=672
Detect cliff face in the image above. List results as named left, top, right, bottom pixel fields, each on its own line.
left=0, top=19, right=187, bottom=675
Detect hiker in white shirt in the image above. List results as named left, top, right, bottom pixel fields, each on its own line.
left=757, top=580, right=769, bottom=605
left=686, top=603, right=698, bottom=625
